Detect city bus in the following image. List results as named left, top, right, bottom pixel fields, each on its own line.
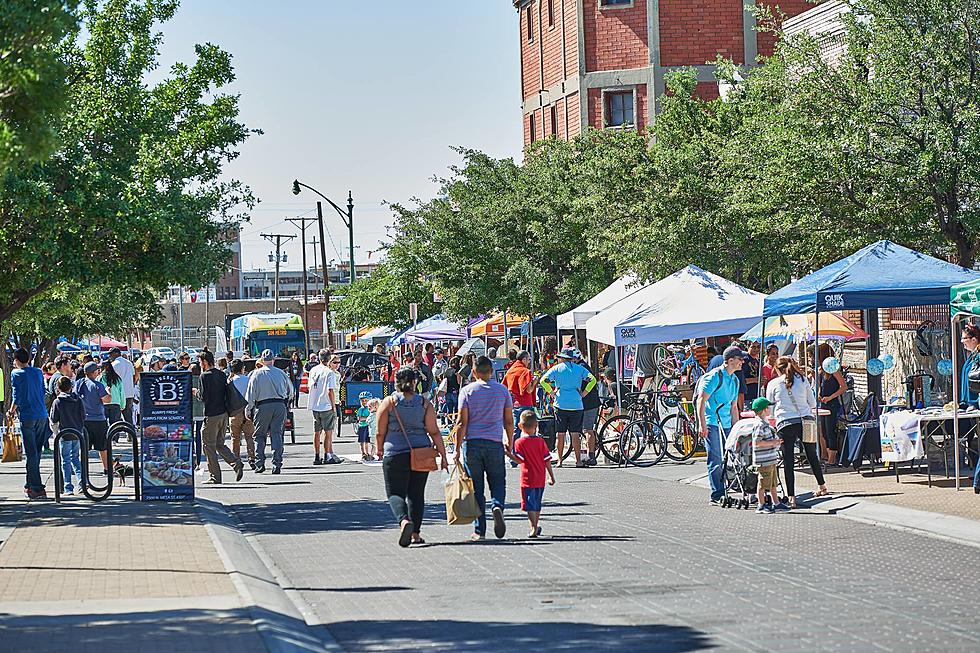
left=229, top=312, right=306, bottom=359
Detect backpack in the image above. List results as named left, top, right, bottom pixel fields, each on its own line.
left=225, top=377, right=247, bottom=414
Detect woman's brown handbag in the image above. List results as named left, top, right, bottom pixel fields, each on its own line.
left=2, top=416, right=23, bottom=463
left=391, top=401, right=438, bottom=472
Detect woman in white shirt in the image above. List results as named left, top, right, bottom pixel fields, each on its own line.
left=765, top=356, right=829, bottom=508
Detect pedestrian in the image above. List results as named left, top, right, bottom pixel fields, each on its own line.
left=439, top=355, right=461, bottom=423
left=431, top=347, right=448, bottom=384
left=743, top=342, right=762, bottom=403
left=8, top=348, right=50, bottom=499
left=307, top=351, right=341, bottom=465
left=538, top=348, right=598, bottom=468
left=74, top=361, right=112, bottom=477
left=356, top=391, right=373, bottom=461
left=375, top=366, right=448, bottom=547
left=45, top=356, right=72, bottom=411
left=761, top=344, right=779, bottom=388
left=197, top=351, right=244, bottom=484
left=190, top=363, right=204, bottom=467
left=540, top=336, right=559, bottom=371
left=454, top=355, right=514, bottom=541
left=510, top=410, right=556, bottom=538
left=697, top=345, right=744, bottom=506
left=746, top=397, right=788, bottom=514
left=245, top=349, right=294, bottom=474
left=146, top=354, right=165, bottom=372
left=576, top=349, right=601, bottom=463
left=502, top=350, right=536, bottom=435
left=367, top=397, right=381, bottom=459
left=816, top=342, right=846, bottom=465
left=423, top=343, right=435, bottom=368
left=304, top=353, right=318, bottom=373
left=109, top=348, right=137, bottom=425
left=227, top=359, right=256, bottom=469
left=765, top=355, right=828, bottom=508
left=99, top=360, right=125, bottom=426
left=288, top=351, right=303, bottom=408
left=458, top=353, right=476, bottom=388
left=49, top=376, right=85, bottom=495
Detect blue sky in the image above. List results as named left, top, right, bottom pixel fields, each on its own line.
left=156, top=0, right=523, bottom=270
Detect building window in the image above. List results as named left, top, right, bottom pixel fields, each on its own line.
left=604, top=90, right=634, bottom=128
left=550, top=105, right=558, bottom=136
left=547, top=0, right=555, bottom=28
left=600, top=0, right=633, bottom=6
left=530, top=113, right=537, bottom=142
left=526, top=5, right=533, bottom=41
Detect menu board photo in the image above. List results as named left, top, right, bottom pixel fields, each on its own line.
left=139, top=372, right=194, bottom=501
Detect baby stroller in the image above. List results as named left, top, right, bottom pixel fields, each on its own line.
left=720, top=420, right=756, bottom=509
left=720, top=417, right=785, bottom=509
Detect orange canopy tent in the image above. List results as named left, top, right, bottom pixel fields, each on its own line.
left=469, top=312, right=530, bottom=337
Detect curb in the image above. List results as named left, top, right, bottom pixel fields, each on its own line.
left=196, top=498, right=344, bottom=653
left=677, top=470, right=980, bottom=549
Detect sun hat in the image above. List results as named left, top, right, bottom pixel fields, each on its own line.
left=557, top=347, right=577, bottom=359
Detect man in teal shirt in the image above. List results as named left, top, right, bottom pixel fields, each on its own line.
left=539, top=348, right=597, bottom=468
left=697, top=346, right=743, bottom=505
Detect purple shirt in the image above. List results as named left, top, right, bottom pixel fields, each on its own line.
left=458, top=379, right=510, bottom=442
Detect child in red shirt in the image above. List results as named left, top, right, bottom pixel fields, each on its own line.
left=511, top=410, right=556, bottom=538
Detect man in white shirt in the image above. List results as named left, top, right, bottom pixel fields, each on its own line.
left=307, top=350, right=341, bottom=465
left=109, top=348, right=137, bottom=425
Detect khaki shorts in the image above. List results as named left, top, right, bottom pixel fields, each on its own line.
left=758, top=464, right=778, bottom=492
left=314, top=410, right=337, bottom=433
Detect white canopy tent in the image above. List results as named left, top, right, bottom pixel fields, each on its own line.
left=585, top=265, right=766, bottom=346
left=557, top=274, right=647, bottom=330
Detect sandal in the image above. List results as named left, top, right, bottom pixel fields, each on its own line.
left=398, top=520, right=413, bottom=548
left=815, top=487, right=830, bottom=497
left=469, top=533, right=485, bottom=542
left=411, top=536, right=426, bottom=545
left=787, top=497, right=798, bottom=509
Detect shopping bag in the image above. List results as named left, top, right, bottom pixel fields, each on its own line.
left=1, top=417, right=22, bottom=463
left=444, top=466, right=481, bottom=525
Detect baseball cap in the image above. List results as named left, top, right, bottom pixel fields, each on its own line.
left=751, top=397, right=771, bottom=412
left=148, top=354, right=162, bottom=365
left=557, top=347, right=577, bottom=359
left=261, top=349, right=275, bottom=362
left=358, top=391, right=374, bottom=400
left=723, top=345, right=745, bottom=362
left=83, top=361, right=99, bottom=374
left=109, top=347, right=121, bottom=356
left=404, top=351, right=415, bottom=360
left=434, top=347, right=443, bottom=354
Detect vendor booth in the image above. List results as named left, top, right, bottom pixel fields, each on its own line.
left=741, top=313, right=868, bottom=343
left=557, top=274, right=648, bottom=331
left=470, top=312, right=529, bottom=338
left=388, top=314, right=465, bottom=344
left=764, top=240, right=979, bottom=489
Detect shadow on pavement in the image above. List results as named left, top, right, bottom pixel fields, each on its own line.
left=229, top=499, right=395, bottom=534
left=6, top=500, right=198, bottom=529
left=327, top=619, right=714, bottom=652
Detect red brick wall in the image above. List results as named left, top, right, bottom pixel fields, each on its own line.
left=541, top=1, right=564, bottom=87
left=583, top=0, right=649, bottom=72
left=520, top=2, right=541, bottom=99
left=566, top=91, right=581, bottom=138
left=659, top=0, right=744, bottom=66
left=756, top=0, right=814, bottom=58
left=564, top=0, right=578, bottom=76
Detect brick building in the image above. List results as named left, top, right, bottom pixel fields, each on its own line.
left=516, top=0, right=814, bottom=145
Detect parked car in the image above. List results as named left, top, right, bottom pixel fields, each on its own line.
left=143, top=346, right=177, bottom=363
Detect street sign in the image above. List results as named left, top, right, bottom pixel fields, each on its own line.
left=139, top=371, right=194, bottom=501
left=409, top=302, right=418, bottom=322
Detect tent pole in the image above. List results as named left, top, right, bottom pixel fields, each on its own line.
left=758, top=320, right=766, bottom=390
left=529, top=312, right=535, bottom=374
left=615, top=344, right=622, bottom=414
left=587, top=337, right=593, bottom=372
left=503, top=310, right=508, bottom=358
left=815, top=310, right=822, bottom=457
left=952, top=314, right=961, bottom=491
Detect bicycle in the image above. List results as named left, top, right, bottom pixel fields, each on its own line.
left=659, top=400, right=702, bottom=461
left=610, top=389, right=683, bottom=467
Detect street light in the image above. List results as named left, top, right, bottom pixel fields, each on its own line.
left=292, top=179, right=355, bottom=347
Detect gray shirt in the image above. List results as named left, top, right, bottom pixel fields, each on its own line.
left=244, top=364, right=294, bottom=410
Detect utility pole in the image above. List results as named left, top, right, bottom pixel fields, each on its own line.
left=307, top=238, right=320, bottom=297
left=262, top=233, right=295, bottom=313
left=286, top=215, right=318, bottom=356
left=316, top=202, right=332, bottom=347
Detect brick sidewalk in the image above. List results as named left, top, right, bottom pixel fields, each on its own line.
left=0, top=451, right=269, bottom=652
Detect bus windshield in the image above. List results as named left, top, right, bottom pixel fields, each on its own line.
left=247, top=333, right=305, bottom=359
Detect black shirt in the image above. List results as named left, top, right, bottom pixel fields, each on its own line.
left=581, top=363, right=600, bottom=410
left=200, top=368, right=228, bottom=416
left=444, top=367, right=460, bottom=394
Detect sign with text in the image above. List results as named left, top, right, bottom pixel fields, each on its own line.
left=139, top=371, right=194, bottom=501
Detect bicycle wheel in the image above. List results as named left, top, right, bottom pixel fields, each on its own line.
left=661, top=412, right=700, bottom=461
left=620, top=418, right=667, bottom=467
left=598, top=413, right=630, bottom=463
left=553, top=430, right=573, bottom=462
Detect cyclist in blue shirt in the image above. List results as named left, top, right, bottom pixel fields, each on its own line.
left=539, top=348, right=597, bottom=468
left=697, top=346, right=744, bottom=505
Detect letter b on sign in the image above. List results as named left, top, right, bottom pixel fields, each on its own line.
left=158, top=382, right=178, bottom=402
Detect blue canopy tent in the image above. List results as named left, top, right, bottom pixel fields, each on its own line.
left=764, top=240, right=979, bottom=489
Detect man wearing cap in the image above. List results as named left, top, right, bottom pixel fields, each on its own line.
left=146, top=354, right=165, bottom=372
left=431, top=348, right=448, bottom=385
left=244, top=349, right=294, bottom=474
left=697, top=345, right=744, bottom=506
left=109, top=348, right=137, bottom=425
left=75, top=360, right=112, bottom=476
left=538, top=348, right=597, bottom=468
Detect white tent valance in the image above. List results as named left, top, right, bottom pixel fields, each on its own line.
left=585, top=265, right=766, bottom=346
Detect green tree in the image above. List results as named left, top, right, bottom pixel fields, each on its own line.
left=0, top=0, right=257, bottom=323
left=0, top=0, right=78, bottom=173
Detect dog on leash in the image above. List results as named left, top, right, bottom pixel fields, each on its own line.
left=112, top=458, right=135, bottom=486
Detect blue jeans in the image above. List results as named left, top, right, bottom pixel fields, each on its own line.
left=60, top=438, right=83, bottom=491
left=704, top=424, right=730, bottom=502
left=441, top=392, right=458, bottom=416
left=512, top=406, right=535, bottom=436
left=21, top=419, right=48, bottom=493
left=462, top=439, right=506, bottom=536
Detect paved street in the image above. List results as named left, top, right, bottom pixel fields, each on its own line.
left=195, top=410, right=980, bottom=653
